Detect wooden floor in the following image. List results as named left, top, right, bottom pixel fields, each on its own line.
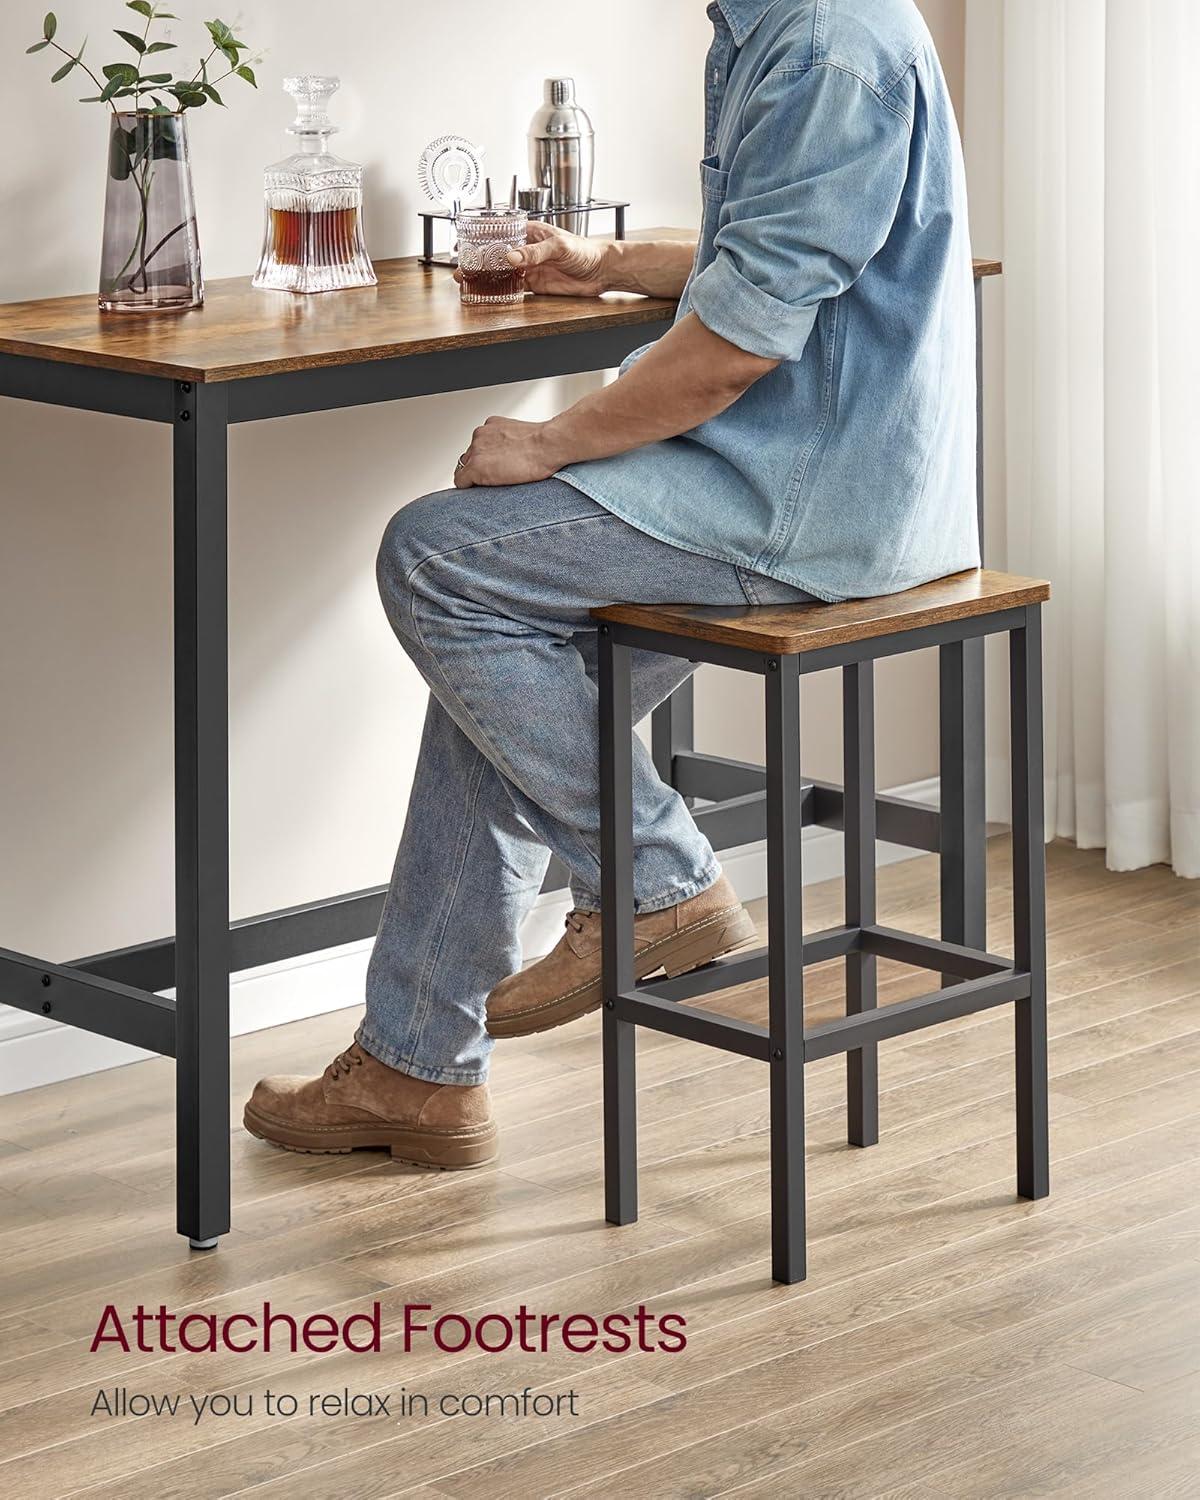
left=0, top=840, right=1197, bottom=1499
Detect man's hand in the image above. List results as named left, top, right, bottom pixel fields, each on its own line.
left=455, top=220, right=610, bottom=298
left=512, top=222, right=610, bottom=295
left=454, top=416, right=563, bottom=489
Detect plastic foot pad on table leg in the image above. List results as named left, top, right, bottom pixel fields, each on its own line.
left=188, top=1237, right=220, bottom=1251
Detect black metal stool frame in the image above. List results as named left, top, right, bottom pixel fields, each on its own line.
left=597, top=602, right=1049, bottom=1285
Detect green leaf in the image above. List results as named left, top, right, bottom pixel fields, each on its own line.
left=201, top=82, right=224, bottom=105
left=43, top=12, right=57, bottom=40
left=114, top=28, right=147, bottom=52
left=144, top=40, right=175, bottom=52
left=103, top=61, right=139, bottom=81
left=126, top=0, right=154, bottom=14
left=150, top=118, right=181, bottom=154
left=50, top=58, right=75, bottom=82
left=127, top=119, right=155, bottom=160
left=139, top=72, right=172, bottom=83
left=108, top=129, right=133, bottom=179
left=99, top=76, right=124, bottom=100
left=169, top=85, right=207, bottom=108
left=204, top=18, right=232, bottom=46
left=78, top=94, right=104, bottom=101
left=218, top=42, right=239, bottom=65
left=235, top=64, right=256, bottom=86
left=26, top=39, right=50, bottom=52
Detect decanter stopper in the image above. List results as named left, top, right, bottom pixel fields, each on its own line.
left=284, top=74, right=340, bottom=137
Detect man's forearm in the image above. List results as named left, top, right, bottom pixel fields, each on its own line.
left=542, top=312, right=778, bottom=469
left=600, top=238, right=698, bottom=298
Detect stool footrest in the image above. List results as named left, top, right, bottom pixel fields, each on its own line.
left=803, top=970, right=1029, bottom=1062
left=637, top=926, right=858, bottom=1005
left=620, top=965, right=1028, bottom=1064
left=862, top=926, right=1013, bottom=979
left=615, top=992, right=771, bottom=1061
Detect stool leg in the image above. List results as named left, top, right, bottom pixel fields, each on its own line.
left=766, top=655, right=806, bottom=1284
left=599, top=627, right=638, bottom=1225
left=939, top=640, right=988, bottom=984
left=843, top=663, right=879, bottom=1148
left=651, top=679, right=695, bottom=804
left=1010, top=607, right=1050, bottom=1200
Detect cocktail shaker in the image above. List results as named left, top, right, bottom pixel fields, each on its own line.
left=528, top=78, right=594, bottom=235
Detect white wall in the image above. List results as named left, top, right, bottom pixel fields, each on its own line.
left=0, top=2, right=965, bottom=992
left=919, top=0, right=966, bottom=116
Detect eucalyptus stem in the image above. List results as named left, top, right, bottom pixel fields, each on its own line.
left=139, top=216, right=189, bottom=271
left=133, top=162, right=155, bottom=292
left=45, top=38, right=114, bottom=110
left=133, top=5, right=152, bottom=110
left=107, top=165, right=150, bottom=290
left=188, top=43, right=220, bottom=85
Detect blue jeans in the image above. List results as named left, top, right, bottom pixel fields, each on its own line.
left=358, top=478, right=811, bottom=1084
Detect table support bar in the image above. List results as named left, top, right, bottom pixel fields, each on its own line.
left=0, top=948, right=175, bottom=1056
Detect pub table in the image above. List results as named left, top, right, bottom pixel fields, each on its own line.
left=0, top=246, right=999, bottom=1250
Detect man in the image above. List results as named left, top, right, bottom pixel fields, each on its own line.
left=244, top=0, right=976, bottom=1169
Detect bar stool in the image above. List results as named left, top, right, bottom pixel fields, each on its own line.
left=593, top=568, right=1051, bottom=1285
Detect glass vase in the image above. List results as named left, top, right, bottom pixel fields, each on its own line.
left=99, top=112, right=203, bottom=313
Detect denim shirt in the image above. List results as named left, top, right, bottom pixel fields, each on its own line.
left=560, top=0, right=978, bottom=602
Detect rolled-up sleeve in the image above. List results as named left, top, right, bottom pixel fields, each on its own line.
left=689, top=63, right=913, bottom=362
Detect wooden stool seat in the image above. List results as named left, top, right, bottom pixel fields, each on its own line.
left=595, top=569, right=1050, bottom=657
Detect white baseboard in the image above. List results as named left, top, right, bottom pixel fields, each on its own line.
left=0, top=776, right=942, bottom=1097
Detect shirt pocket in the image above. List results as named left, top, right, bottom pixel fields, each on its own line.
left=695, top=154, right=730, bottom=276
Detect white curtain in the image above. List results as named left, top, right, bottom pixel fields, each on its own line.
left=994, top=0, right=1199, bottom=877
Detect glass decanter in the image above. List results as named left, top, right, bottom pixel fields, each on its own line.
left=252, top=75, right=376, bottom=294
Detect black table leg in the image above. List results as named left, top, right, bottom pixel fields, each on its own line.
left=844, top=661, right=879, bottom=1147
left=766, top=654, right=806, bottom=1284
left=173, top=380, right=231, bottom=1250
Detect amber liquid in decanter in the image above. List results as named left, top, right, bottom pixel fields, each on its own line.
left=268, top=206, right=362, bottom=268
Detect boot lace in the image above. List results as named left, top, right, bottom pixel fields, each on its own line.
left=326, top=1045, right=365, bottom=1081
left=565, top=909, right=597, bottom=936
